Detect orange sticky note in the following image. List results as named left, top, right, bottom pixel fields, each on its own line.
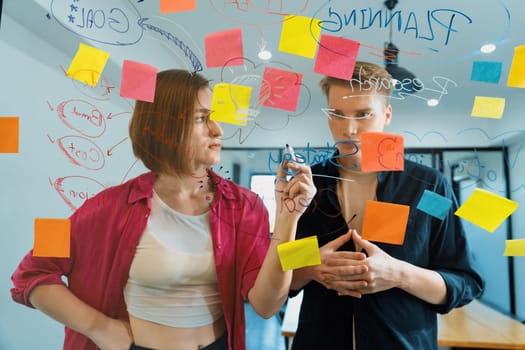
left=204, top=28, right=244, bottom=68
left=361, top=132, right=404, bottom=171
left=507, top=45, right=525, bottom=88
left=361, top=200, right=409, bottom=245
left=33, top=218, right=71, bottom=258
left=66, top=43, right=110, bottom=87
left=160, top=0, right=196, bottom=13
left=0, top=116, right=19, bottom=153
left=278, top=15, right=322, bottom=59
left=471, top=96, right=505, bottom=119
left=120, top=60, right=158, bottom=102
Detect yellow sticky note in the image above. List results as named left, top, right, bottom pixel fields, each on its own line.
left=210, top=83, right=252, bottom=126
left=504, top=239, right=525, bottom=256
left=471, top=96, right=505, bottom=119
left=507, top=45, right=525, bottom=88
left=66, top=43, right=110, bottom=87
left=455, top=188, right=518, bottom=232
left=33, top=218, right=71, bottom=258
left=277, top=236, right=321, bottom=271
left=278, top=15, right=322, bottom=59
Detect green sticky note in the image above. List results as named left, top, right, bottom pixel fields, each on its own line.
left=504, top=239, right=525, bottom=256
left=277, top=236, right=321, bottom=271
left=210, top=83, right=252, bottom=126
left=455, top=188, right=518, bottom=232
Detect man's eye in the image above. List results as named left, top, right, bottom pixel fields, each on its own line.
left=359, top=112, right=372, bottom=119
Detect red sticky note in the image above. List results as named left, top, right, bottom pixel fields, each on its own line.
left=160, top=0, right=196, bottom=13
left=314, top=35, right=361, bottom=80
left=205, top=28, right=244, bottom=68
left=361, top=200, right=409, bottom=245
left=120, top=60, right=158, bottom=102
left=33, top=218, right=71, bottom=258
left=0, top=116, right=19, bottom=153
left=260, top=66, right=303, bottom=112
left=361, top=132, right=404, bottom=171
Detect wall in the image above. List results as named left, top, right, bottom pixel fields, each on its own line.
left=1, top=0, right=525, bottom=348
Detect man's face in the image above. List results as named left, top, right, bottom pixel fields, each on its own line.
left=326, top=84, right=392, bottom=170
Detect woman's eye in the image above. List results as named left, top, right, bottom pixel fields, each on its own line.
left=195, top=115, right=208, bottom=123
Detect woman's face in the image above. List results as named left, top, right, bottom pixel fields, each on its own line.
left=186, top=87, right=223, bottom=174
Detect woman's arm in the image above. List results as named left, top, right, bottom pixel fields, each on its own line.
left=248, top=161, right=316, bottom=318
left=30, top=284, right=133, bottom=350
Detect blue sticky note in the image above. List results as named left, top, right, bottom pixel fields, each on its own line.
left=416, top=190, right=452, bottom=220
left=470, top=61, right=502, bottom=84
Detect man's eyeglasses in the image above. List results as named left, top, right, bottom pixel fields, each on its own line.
left=321, top=108, right=372, bottom=121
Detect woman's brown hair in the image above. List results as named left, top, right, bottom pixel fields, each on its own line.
left=129, top=69, right=210, bottom=175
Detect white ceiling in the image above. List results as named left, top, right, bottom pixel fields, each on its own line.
left=4, top=0, right=525, bottom=147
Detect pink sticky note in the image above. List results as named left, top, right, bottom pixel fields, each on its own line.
left=260, top=66, right=303, bottom=112
left=120, top=60, right=158, bottom=102
left=361, top=132, right=404, bottom=171
left=205, top=28, right=244, bottom=68
left=314, top=35, right=361, bottom=80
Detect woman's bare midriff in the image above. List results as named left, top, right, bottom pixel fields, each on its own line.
left=129, top=314, right=226, bottom=350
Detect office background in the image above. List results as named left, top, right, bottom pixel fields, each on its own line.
left=1, top=0, right=524, bottom=348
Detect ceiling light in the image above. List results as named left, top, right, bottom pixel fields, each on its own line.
left=427, top=99, right=439, bottom=107
left=383, top=0, right=421, bottom=95
left=480, top=43, right=496, bottom=54
left=258, top=49, right=272, bottom=60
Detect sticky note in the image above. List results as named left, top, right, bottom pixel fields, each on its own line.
left=470, top=61, right=502, bottom=84
left=455, top=188, right=518, bottom=232
left=278, top=15, right=322, bottom=59
left=260, top=66, right=303, bottom=112
left=504, top=239, right=525, bottom=256
left=204, top=28, right=244, bottom=68
left=160, top=0, right=196, bottom=13
left=416, top=190, right=452, bottom=220
left=120, top=60, right=158, bottom=102
left=360, top=132, right=404, bottom=171
left=361, top=200, right=410, bottom=245
left=33, top=218, right=71, bottom=258
left=0, top=116, right=19, bottom=153
left=471, top=96, right=505, bottom=119
left=210, top=83, right=252, bottom=125
left=66, top=43, right=110, bottom=87
left=314, top=35, right=361, bottom=80
left=507, top=45, right=525, bottom=88
left=277, top=236, right=321, bottom=271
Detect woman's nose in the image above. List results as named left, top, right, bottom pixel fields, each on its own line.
left=208, top=119, right=223, bottom=137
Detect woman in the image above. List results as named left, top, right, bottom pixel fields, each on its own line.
left=11, top=69, right=316, bottom=350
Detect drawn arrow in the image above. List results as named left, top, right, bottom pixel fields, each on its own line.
left=107, top=137, right=128, bottom=156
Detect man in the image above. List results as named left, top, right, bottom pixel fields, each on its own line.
left=290, top=61, right=483, bottom=349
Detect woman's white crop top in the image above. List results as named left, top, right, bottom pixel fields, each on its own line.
left=124, top=191, right=223, bottom=328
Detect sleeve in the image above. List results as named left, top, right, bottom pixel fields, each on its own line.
left=427, top=176, right=484, bottom=314
left=10, top=213, right=77, bottom=308
left=240, top=195, right=271, bottom=300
